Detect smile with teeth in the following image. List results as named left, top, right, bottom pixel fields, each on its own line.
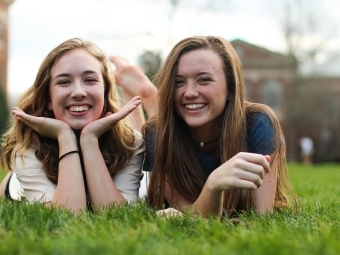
left=68, top=105, right=90, bottom=112
left=185, top=103, right=206, bottom=110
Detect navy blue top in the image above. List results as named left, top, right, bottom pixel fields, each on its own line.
left=143, top=113, right=275, bottom=175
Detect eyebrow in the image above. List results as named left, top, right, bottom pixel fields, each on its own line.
left=176, top=71, right=212, bottom=77
left=52, top=70, right=99, bottom=79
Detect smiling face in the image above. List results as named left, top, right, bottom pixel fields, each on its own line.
left=174, top=49, right=228, bottom=140
left=48, top=48, right=105, bottom=130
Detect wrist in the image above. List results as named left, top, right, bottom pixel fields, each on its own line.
left=80, top=132, right=99, bottom=149
left=206, top=173, right=219, bottom=194
left=58, top=130, right=77, bottom=151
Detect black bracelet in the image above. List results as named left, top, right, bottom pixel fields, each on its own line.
left=58, top=150, right=79, bottom=163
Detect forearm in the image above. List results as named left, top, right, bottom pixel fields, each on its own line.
left=187, top=181, right=224, bottom=218
left=52, top=131, right=86, bottom=214
left=80, top=135, right=125, bottom=209
left=254, top=157, right=278, bottom=214
left=122, top=82, right=158, bottom=120
left=140, top=85, right=158, bottom=119
left=122, top=92, right=145, bottom=132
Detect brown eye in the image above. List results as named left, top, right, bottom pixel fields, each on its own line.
left=175, top=79, right=184, bottom=88
left=57, top=80, right=70, bottom=85
left=85, top=77, right=98, bottom=84
left=199, top=77, right=212, bottom=83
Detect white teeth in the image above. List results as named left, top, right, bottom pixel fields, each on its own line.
left=69, top=105, right=89, bottom=112
left=185, top=104, right=205, bottom=109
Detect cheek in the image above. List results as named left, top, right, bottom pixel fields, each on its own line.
left=95, top=94, right=105, bottom=116
left=214, top=85, right=228, bottom=101
left=173, top=90, right=182, bottom=113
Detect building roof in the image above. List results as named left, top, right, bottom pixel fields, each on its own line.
left=230, top=39, right=297, bottom=69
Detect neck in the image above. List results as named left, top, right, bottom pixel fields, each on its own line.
left=190, top=136, right=220, bottom=148
left=197, top=138, right=219, bottom=147
left=188, top=116, right=223, bottom=144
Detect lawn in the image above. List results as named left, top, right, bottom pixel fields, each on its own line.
left=0, top=163, right=339, bottom=255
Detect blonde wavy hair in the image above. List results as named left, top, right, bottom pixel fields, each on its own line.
left=0, top=38, right=136, bottom=184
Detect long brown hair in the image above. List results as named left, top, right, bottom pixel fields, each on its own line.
left=0, top=38, right=136, bottom=184
left=146, top=35, right=299, bottom=217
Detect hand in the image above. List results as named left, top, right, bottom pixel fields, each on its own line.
left=109, top=55, right=157, bottom=100
left=81, top=96, right=141, bottom=138
left=208, top=152, right=271, bottom=192
left=11, top=107, right=72, bottom=140
left=156, top=208, right=184, bottom=218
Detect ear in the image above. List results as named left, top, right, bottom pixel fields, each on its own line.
left=48, top=102, right=53, bottom=111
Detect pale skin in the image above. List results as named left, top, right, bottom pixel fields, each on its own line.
left=105, top=52, right=278, bottom=218
left=10, top=98, right=141, bottom=214
left=4, top=49, right=142, bottom=215
left=163, top=153, right=275, bottom=217
left=109, top=56, right=158, bottom=131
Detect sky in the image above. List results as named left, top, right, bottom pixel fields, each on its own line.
left=7, top=0, right=340, bottom=105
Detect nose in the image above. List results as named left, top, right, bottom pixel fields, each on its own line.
left=183, top=82, right=199, bottom=98
left=71, top=82, right=87, bottom=99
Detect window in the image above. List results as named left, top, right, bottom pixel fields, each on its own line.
left=261, top=78, right=283, bottom=113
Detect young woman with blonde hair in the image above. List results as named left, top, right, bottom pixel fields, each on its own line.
left=0, top=38, right=145, bottom=214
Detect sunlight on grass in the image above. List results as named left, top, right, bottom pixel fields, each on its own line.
left=289, top=163, right=340, bottom=204
left=0, top=163, right=339, bottom=255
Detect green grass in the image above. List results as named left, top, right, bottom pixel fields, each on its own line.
left=0, top=163, right=339, bottom=255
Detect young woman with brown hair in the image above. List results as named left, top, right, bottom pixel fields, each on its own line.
left=112, top=35, right=299, bottom=218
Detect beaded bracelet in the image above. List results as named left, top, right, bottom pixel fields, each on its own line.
left=58, top=150, right=79, bottom=163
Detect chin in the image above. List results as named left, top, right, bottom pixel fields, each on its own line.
left=186, top=122, right=206, bottom=128
left=70, top=126, right=86, bottom=131
left=68, top=121, right=89, bottom=130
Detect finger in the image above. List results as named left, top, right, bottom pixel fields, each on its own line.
left=118, top=103, right=139, bottom=118
left=234, top=170, right=263, bottom=187
left=109, top=55, right=129, bottom=69
left=246, top=162, right=265, bottom=180
left=107, top=103, right=139, bottom=123
left=122, top=96, right=141, bottom=109
left=12, top=107, right=25, bottom=117
left=102, top=97, right=141, bottom=123
left=156, top=208, right=183, bottom=217
left=237, top=152, right=270, bottom=174
left=156, top=209, right=168, bottom=217
left=233, top=158, right=265, bottom=180
left=12, top=110, right=33, bottom=125
left=263, top=155, right=271, bottom=173
left=231, top=178, right=258, bottom=190
left=127, top=96, right=141, bottom=104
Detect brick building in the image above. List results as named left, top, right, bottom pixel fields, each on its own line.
left=0, top=0, right=15, bottom=97
left=231, top=39, right=340, bottom=162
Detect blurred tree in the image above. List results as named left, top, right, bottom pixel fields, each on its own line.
left=137, top=0, right=230, bottom=80
left=279, top=0, right=336, bottom=74
left=146, top=0, right=231, bottom=56
left=0, top=88, right=9, bottom=136
left=138, top=51, right=162, bottom=81
left=277, top=0, right=340, bottom=161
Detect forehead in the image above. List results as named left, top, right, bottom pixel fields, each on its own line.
left=51, top=48, right=103, bottom=75
left=177, top=49, right=224, bottom=74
